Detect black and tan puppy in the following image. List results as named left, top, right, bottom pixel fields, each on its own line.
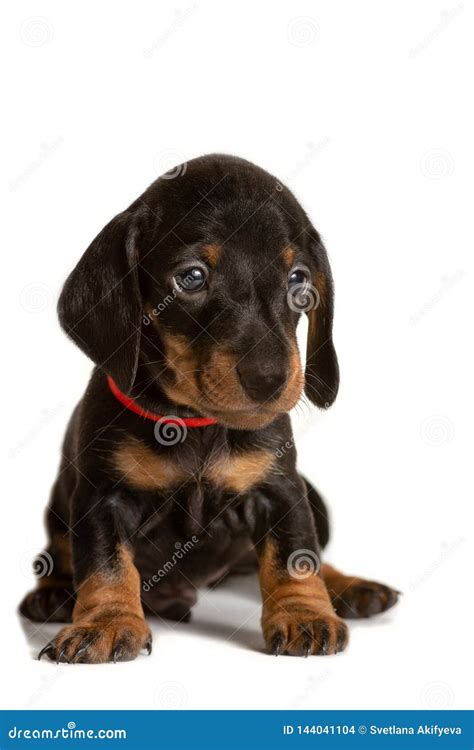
left=20, top=154, right=398, bottom=663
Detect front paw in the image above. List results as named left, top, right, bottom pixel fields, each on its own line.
left=263, top=606, right=348, bottom=656
left=38, top=611, right=152, bottom=664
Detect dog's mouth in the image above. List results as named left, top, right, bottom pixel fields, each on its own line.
left=192, top=398, right=285, bottom=430
left=156, top=334, right=304, bottom=429
left=161, top=369, right=303, bottom=430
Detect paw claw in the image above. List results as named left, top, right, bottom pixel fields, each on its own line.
left=38, top=643, right=54, bottom=661
left=264, top=613, right=348, bottom=657
left=301, top=625, right=314, bottom=657
left=314, top=623, right=330, bottom=655
left=336, top=623, right=349, bottom=653
left=57, top=647, right=70, bottom=664
left=271, top=633, right=284, bottom=656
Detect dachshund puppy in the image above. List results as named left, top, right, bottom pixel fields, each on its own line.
left=20, top=154, right=398, bottom=663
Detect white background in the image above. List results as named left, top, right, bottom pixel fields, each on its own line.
left=1, top=0, right=472, bottom=711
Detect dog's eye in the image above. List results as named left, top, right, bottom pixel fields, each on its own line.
left=173, top=267, right=208, bottom=293
left=288, top=268, right=309, bottom=287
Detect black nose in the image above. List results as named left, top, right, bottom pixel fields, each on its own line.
left=237, top=360, right=288, bottom=403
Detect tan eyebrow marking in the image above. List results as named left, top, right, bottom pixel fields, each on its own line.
left=282, top=246, right=296, bottom=270
left=201, top=244, right=221, bottom=268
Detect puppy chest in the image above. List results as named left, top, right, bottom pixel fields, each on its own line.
left=112, top=437, right=275, bottom=493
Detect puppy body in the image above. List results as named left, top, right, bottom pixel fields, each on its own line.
left=20, top=155, right=398, bottom=662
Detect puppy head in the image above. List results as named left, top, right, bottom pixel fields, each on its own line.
left=58, top=154, right=338, bottom=429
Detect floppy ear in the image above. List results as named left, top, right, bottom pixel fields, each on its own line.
left=304, top=237, right=339, bottom=408
left=57, top=209, right=144, bottom=394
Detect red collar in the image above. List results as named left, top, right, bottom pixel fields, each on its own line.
left=107, top=376, right=218, bottom=427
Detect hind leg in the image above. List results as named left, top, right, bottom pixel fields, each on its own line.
left=19, top=487, right=75, bottom=624
left=321, top=563, right=399, bottom=619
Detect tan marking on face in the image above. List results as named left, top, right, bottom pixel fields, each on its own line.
left=153, top=327, right=304, bottom=430
left=282, top=246, right=296, bottom=270
left=113, top=437, right=187, bottom=490
left=206, top=449, right=275, bottom=492
left=163, top=337, right=304, bottom=429
left=201, top=243, right=221, bottom=268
